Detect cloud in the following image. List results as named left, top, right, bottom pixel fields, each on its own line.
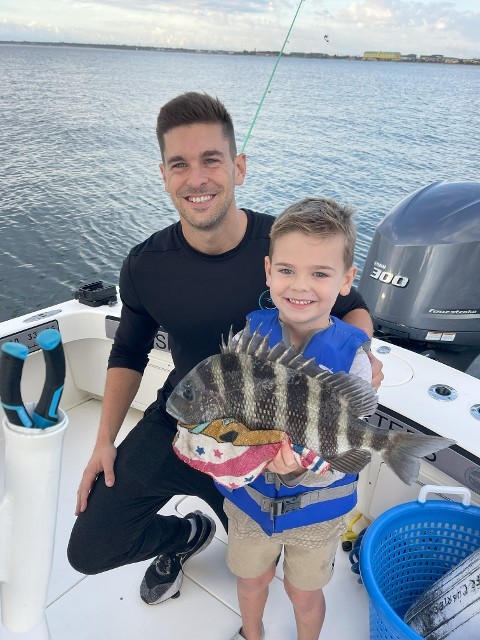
left=73, top=0, right=275, bottom=14
left=339, top=0, right=470, bottom=28
left=1, top=0, right=479, bottom=58
left=325, top=0, right=479, bottom=36
left=307, top=0, right=480, bottom=57
left=0, top=20, right=61, bottom=41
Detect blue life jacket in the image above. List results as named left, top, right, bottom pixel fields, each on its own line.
left=216, top=309, right=369, bottom=535
left=247, top=308, right=368, bottom=373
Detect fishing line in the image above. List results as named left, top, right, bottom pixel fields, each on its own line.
left=241, top=0, right=306, bottom=152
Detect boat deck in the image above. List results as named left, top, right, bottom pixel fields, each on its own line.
left=0, top=399, right=370, bottom=639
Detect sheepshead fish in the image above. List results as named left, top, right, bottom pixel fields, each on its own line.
left=166, top=323, right=455, bottom=485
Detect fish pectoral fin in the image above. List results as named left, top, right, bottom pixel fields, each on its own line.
left=327, top=450, right=371, bottom=473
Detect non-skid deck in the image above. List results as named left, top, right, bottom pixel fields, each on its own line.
left=0, top=399, right=370, bottom=639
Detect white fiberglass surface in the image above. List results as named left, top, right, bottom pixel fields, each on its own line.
left=0, top=401, right=369, bottom=639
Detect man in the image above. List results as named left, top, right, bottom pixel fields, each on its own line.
left=67, top=92, right=382, bottom=607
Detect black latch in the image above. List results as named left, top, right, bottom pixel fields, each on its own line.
left=268, top=495, right=303, bottom=518
left=73, top=281, right=118, bottom=307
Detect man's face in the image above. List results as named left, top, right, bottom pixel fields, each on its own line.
left=160, top=123, right=245, bottom=232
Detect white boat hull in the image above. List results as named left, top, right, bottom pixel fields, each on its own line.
left=1, top=296, right=480, bottom=639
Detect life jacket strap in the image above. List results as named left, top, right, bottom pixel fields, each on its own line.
left=264, top=472, right=277, bottom=484
left=244, top=482, right=357, bottom=519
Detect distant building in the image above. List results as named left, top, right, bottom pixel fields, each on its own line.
left=290, top=51, right=329, bottom=58
left=363, top=51, right=401, bottom=61
left=401, top=54, right=417, bottom=61
left=420, top=54, right=444, bottom=63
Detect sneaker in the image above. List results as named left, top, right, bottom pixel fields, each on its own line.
left=229, top=623, right=265, bottom=640
left=140, top=510, right=216, bottom=604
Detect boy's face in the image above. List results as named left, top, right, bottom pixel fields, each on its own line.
left=265, top=232, right=356, bottom=335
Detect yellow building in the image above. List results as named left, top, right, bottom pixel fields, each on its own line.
left=363, top=51, right=401, bottom=61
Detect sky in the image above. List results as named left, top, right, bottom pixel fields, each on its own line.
left=1, top=1, right=479, bottom=59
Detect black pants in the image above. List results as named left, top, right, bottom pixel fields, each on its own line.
left=67, top=404, right=228, bottom=575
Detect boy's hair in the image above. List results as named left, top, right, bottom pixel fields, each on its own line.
left=156, top=92, right=237, bottom=160
left=270, top=197, right=357, bottom=269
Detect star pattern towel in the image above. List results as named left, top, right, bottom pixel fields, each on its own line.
left=173, top=418, right=330, bottom=488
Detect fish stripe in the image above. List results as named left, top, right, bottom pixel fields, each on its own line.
left=199, top=357, right=220, bottom=395
left=305, top=376, right=321, bottom=453
left=219, top=353, right=245, bottom=420
left=317, top=383, right=340, bottom=458
left=346, top=411, right=364, bottom=449
left=286, top=371, right=308, bottom=443
left=210, top=356, right=225, bottom=402
left=272, top=361, right=288, bottom=432
left=253, top=357, right=278, bottom=430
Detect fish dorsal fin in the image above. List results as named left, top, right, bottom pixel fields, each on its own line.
left=223, top=321, right=319, bottom=370
left=221, top=320, right=270, bottom=357
left=222, top=321, right=378, bottom=418
left=221, top=327, right=235, bottom=352
left=314, top=371, right=378, bottom=417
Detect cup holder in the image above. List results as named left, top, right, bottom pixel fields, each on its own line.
left=428, top=384, right=458, bottom=401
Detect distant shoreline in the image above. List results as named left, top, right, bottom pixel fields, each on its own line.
left=1, top=40, right=479, bottom=65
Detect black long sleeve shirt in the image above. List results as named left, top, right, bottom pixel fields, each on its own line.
left=108, top=209, right=368, bottom=406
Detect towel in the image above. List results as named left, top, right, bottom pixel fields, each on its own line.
left=173, top=418, right=330, bottom=488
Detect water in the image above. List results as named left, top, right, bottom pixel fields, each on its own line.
left=0, top=44, right=479, bottom=322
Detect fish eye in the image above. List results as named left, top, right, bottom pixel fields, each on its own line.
left=182, top=385, right=194, bottom=402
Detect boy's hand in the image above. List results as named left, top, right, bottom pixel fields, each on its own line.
left=368, top=350, right=384, bottom=389
left=267, top=440, right=304, bottom=475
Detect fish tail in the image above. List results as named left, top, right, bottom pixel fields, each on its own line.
left=383, top=433, right=455, bottom=485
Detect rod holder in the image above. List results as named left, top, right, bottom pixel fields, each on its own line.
left=0, top=404, right=68, bottom=635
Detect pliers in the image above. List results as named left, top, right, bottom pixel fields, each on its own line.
left=0, top=328, right=66, bottom=429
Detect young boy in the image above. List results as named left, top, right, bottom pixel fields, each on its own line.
left=224, top=196, right=372, bottom=640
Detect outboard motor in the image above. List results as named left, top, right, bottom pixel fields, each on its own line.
left=358, top=181, right=480, bottom=351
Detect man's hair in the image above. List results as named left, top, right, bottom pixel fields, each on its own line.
left=270, top=196, right=357, bottom=269
left=156, top=92, right=237, bottom=159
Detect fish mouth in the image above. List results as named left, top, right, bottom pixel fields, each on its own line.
left=165, top=397, right=185, bottom=422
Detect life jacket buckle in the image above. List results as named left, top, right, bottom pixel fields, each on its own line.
left=269, top=495, right=302, bottom=518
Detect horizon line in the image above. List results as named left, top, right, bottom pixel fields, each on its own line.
left=1, top=39, right=479, bottom=61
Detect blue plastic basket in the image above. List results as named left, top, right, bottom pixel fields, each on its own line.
left=359, top=486, right=480, bottom=640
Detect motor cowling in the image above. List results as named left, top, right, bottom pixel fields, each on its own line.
left=358, top=181, right=480, bottom=348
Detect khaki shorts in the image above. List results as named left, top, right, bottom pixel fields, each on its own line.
left=226, top=532, right=339, bottom=591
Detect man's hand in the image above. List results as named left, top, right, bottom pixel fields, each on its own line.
left=368, top=350, right=384, bottom=390
left=266, top=440, right=304, bottom=475
left=73, top=367, right=142, bottom=515
left=75, top=443, right=117, bottom=515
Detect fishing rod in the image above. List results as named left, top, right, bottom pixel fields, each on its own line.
left=241, top=0, right=306, bottom=153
